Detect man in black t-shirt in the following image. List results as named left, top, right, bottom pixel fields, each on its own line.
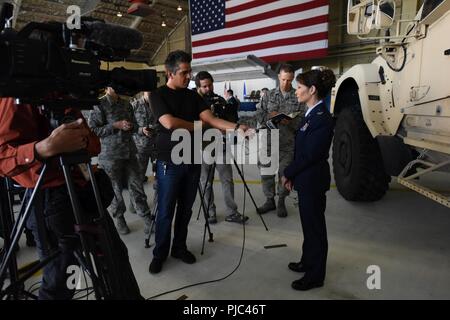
left=149, top=51, right=251, bottom=274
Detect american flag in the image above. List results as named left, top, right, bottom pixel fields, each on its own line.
left=190, top=0, right=329, bottom=64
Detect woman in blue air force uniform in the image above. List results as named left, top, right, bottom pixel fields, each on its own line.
left=282, top=69, right=336, bottom=291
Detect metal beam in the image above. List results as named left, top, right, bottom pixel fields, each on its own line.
left=11, top=0, right=22, bottom=28
left=80, top=0, right=101, bottom=16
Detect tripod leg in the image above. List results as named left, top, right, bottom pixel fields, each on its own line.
left=84, top=163, right=142, bottom=300
left=0, top=249, right=60, bottom=300
left=145, top=179, right=158, bottom=248
left=9, top=188, right=29, bottom=243
left=0, top=165, right=48, bottom=293
left=201, top=219, right=207, bottom=255
left=197, top=184, right=214, bottom=237
left=145, top=201, right=158, bottom=249
left=85, top=163, right=128, bottom=298
left=198, top=184, right=211, bottom=256
left=0, top=179, right=64, bottom=300
left=232, top=158, right=269, bottom=231
left=197, top=183, right=214, bottom=257
left=197, top=163, right=214, bottom=221
left=204, top=162, right=216, bottom=221
left=61, top=162, right=110, bottom=299
left=197, top=162, right=216, bottom=222
left=0, top=178, right=20, bottom=299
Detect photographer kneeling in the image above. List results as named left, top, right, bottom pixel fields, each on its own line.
left=0, top=98, right=142, bottom=299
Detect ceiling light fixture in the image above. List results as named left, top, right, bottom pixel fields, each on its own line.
left=177, top=5, right=182, bottom=11
left=117, top=11, right=123, bottom=17
left=161, top=11, right=167, bottom=27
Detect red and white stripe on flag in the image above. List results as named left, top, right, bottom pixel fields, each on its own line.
left=190, top=0, right=329, bottom=64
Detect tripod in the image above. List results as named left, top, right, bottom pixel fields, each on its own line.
left=196, top=137, right=269, bottom=250
left=197, top=162, right=216, bottom=255
left=0, top=151, right=126, bottom=300
left=0, top=178, right=38, bottom=300
left=142, top=136, right=269, bottom=255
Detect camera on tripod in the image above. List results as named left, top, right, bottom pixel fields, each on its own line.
left=0, top=4, right=157, bottom=109
left=204, top=93, right=229, bottom=119
left=0, top=3, right=153, bottom=300
left=204, top=92, right=240, bottom=124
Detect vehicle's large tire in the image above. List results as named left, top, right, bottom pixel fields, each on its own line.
left=332, top=105, right=391, bottom=201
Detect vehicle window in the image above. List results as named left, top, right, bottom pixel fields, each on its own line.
left=421, top=0, right=444, bottom=20
left=379, top=2, right=395, bottom=19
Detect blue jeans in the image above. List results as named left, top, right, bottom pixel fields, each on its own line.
left=153, top=161, right=201, bottom=260
left=25, top=187, right=78, bottom=300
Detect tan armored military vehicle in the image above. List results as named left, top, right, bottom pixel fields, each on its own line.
left=331, top=0, right=450, bottom=207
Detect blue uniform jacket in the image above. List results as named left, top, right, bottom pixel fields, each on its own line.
left=283, top=102, right=334, bottom=193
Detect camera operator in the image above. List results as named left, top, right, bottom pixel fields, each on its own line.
left=195, top=71, right=248, bottom=224
left=0, top=97, right=142, bottom=299
left=148, top=51, right=252, bottom=274
left=88, top=87, right=152, bottom=236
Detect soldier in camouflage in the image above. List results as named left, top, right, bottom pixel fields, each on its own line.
left=129, top=91, right=157, bottom=214
left=88, top=87, right=151, bottom=235
left=257, top=64, right=306, bottom=218
left=254, top=88, right=270, bottom=126
left=131, top=91, right=156, bottom=177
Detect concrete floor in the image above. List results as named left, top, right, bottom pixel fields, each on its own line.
left=6, top=163, right=450, bottom=300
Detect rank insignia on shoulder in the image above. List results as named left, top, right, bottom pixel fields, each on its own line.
left=300, top=122, right=309, bottom=131
left=317, top=112, right=323, bottom=115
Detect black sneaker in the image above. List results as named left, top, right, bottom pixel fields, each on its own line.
left=171, top=250, right=196, bottom=264
left=149, top=258, right=163, bottom=274
left=225, top=213, right=249, bottom=224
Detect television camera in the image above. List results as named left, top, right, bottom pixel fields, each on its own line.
left=203, top=93, right=238, bottom=123
left=0, top=3, right=157, bottom=108
left=0, top=3, right=156, bottom=299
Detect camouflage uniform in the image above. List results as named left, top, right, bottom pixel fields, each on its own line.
left=258, top=87, right=306, bottom=214
left=88, top=94, right=151, bottom=234
left=254, top=94, right=270, bottom=126
left=130, top=96, right=156, bottom=177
